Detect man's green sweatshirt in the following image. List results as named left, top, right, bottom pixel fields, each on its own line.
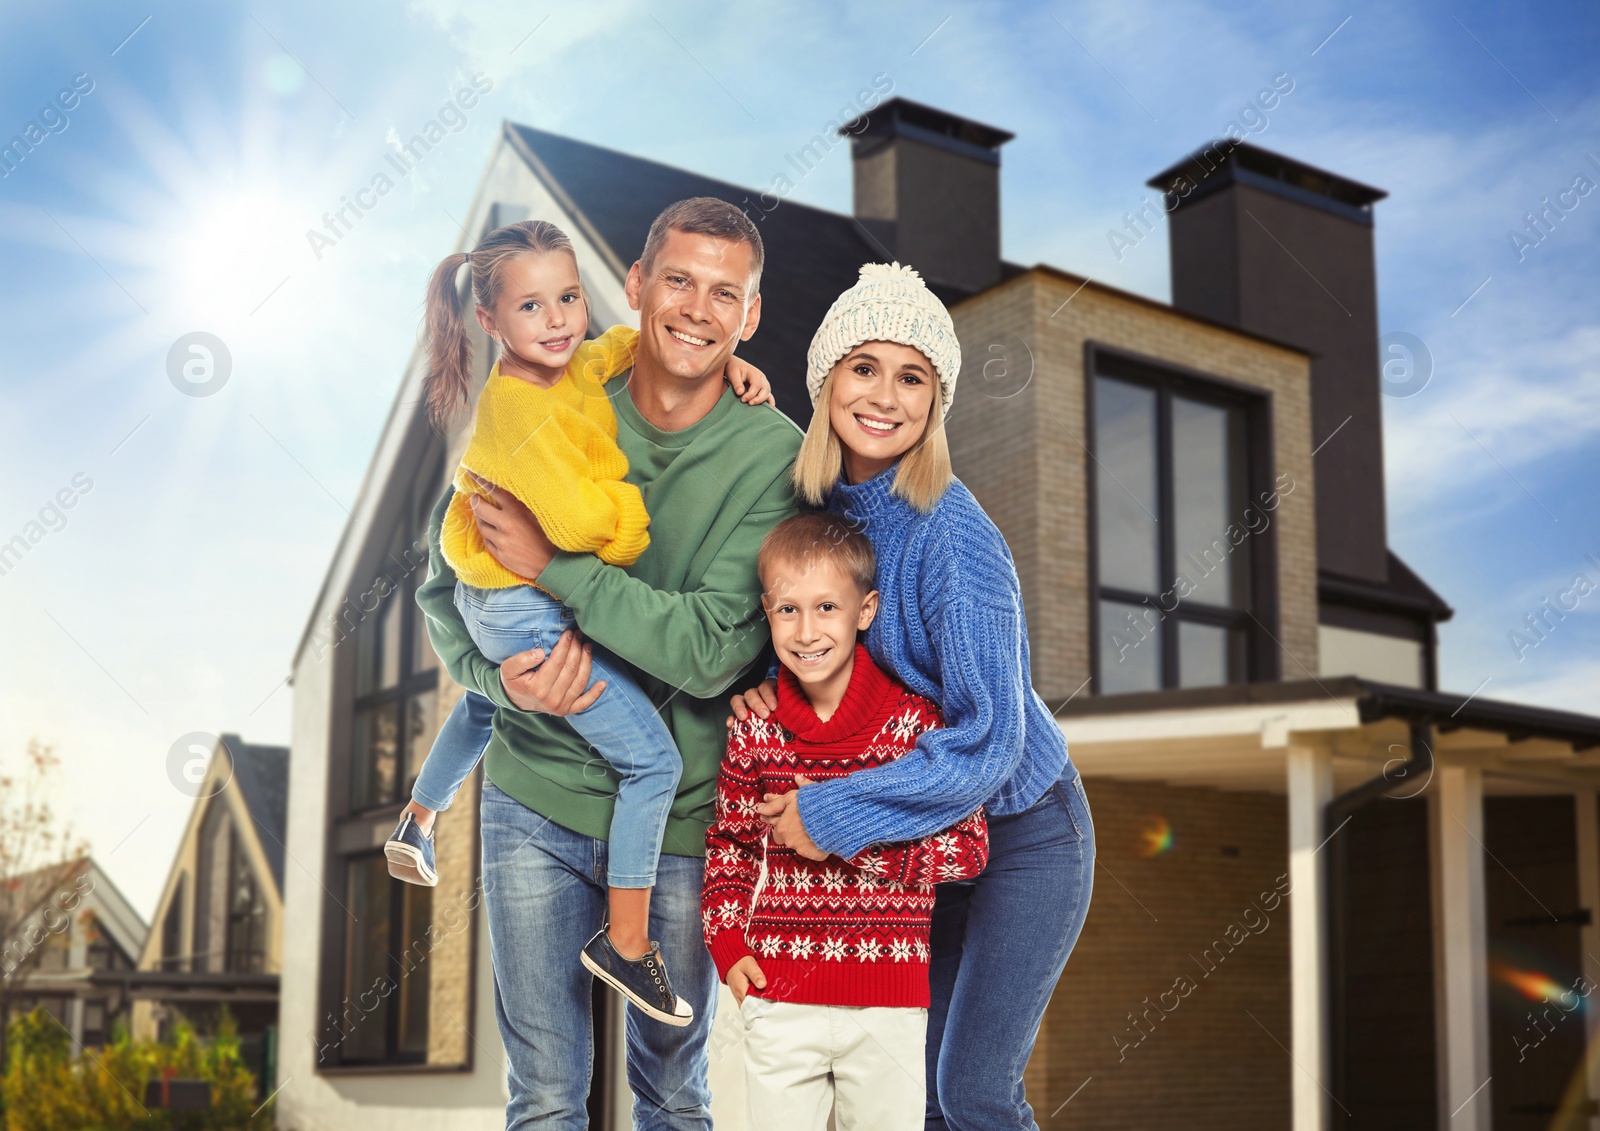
left=415, top=383, right=802, bottom=857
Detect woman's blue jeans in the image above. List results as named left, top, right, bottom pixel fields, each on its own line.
left=925, top=766, right=1095, bottom=1130
left=411, top=581, right=682, bottom=888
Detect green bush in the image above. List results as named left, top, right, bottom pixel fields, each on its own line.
left=2, top=1007, right=272, bottom=1131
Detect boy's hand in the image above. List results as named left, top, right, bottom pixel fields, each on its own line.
left=727, top=678, right=779, bottom=726
left=724, top=356, right=776, bottom=407
left=727, top=955, right=768, bottom=1004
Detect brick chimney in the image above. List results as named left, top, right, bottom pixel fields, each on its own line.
left=1147, top=142, right=1390, bottom=584
left=843, top=98, right=1014, bottom=295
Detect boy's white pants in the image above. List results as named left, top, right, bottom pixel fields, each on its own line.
left=738, top=996, right=927, bottom=1131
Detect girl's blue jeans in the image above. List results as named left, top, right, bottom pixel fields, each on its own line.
left=411, top=581, right=682, bottom=889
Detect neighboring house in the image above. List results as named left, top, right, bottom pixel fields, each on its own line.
left=279, top=100, right=1600, bottom=1131
left=127, top=733, right=287, bottom=1092
left=1, top=857, right=145, bottom=1056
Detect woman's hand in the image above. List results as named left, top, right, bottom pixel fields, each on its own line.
left=727, top=678, right=779, bottom=727
left=724, top=356, right=776, bottom=407
left=469, top=476, right=556, bottom=580
left=759, top=774, right=827, bottom=861
left=499, top=631, right=607, bottom=716
left=726, top=955, right=768, bottom=1005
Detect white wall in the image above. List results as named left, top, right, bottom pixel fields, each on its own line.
left=1317, top=625, right=1424, bottom=688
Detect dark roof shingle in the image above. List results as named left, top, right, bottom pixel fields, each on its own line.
left=220, top=735, right=289, bottom=894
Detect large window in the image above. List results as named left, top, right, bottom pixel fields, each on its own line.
left=160, top=876, right=186, bottom=971
left=325, top=438, right=449, bottom=1070
left=349, top=461, right=445, bottom=813
left=340, top=854, right=432, bottom=1064
left=226, top=847, right=267, bottom=974
left=1089, top=348, right=1275, bottom=693
left=194, top=803, right=268, bottom=974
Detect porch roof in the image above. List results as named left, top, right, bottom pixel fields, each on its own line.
left=1055, top=676, right=1600, bottom=794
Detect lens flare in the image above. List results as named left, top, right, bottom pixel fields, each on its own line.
left=1492, top=961, right=1568, bottom=1003
left=1136, top=815, right=1173, bottom=858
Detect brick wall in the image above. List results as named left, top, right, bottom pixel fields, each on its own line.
left=1023, top=776, right=1291, bottom=1128
left=947, top=270, right=1320, bottom=702
left=425, top=679, right=479, bottom=1067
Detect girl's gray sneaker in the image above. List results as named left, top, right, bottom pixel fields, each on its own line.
left=580, top=929, right=694, bottom=1027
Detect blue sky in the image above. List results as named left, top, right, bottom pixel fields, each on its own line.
left=0, top=0, right=1595, bottom=918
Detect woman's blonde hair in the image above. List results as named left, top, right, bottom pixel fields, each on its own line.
left=792, top=361, right=954, bottom=513
left=422, top=219, right=583, bottom=430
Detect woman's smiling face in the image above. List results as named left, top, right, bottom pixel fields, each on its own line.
left=826, top=340, right=938, bottom=484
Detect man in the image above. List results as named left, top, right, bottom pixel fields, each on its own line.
left=416, top=197, right=801, bottom=1129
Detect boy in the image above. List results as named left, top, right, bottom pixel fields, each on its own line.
left=702, top=513, right=988, bottom=1131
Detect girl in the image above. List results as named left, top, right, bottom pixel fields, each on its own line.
left=393, top=218, right=773, bottom=1027
left=730, top=262, right=1095, bottom=1128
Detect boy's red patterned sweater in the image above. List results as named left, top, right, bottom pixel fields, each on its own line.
left=702, top=643, right=988, bottom=1008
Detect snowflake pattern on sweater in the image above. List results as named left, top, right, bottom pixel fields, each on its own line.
left=702, top=644, right=988, bottom=1008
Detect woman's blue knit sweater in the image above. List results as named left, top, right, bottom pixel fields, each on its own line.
left=796, top=467, right=1072, bottom=860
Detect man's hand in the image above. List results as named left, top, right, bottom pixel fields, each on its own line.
left=727, top=955, right=768, bottom=1005
left=759, top=775, right=827, bottom=861
left=727, top=678, right=778, bottom=727
left=499, top=631, right=606, bottom=716
left=470, top=476, right=556, bottom=580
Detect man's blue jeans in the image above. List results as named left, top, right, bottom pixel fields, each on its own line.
left=413, top=582, right=682, bottom=887
left=925, top=766, right=1095, bottom=1131
left=480, top=780, right=717, bottom=1129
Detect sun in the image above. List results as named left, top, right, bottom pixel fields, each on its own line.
left=166, top=187, right=308, bottom=325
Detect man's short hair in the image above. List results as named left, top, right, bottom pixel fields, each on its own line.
left=640, top=197, right=765, bottom=296
left=757, top=513, right=876, bottom=597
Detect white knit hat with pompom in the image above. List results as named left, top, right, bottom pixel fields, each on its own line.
left=805, top=262, right=961, bottom=410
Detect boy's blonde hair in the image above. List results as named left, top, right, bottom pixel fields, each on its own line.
left=757, top=513, right=876, bottom=598
left=791, top=367, right=954, bottom=513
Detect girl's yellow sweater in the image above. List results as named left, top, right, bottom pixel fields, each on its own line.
left=440, top=325, right=648, bottom=588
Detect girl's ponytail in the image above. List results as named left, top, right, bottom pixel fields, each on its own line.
left=424, top=252, right=472, bottom=430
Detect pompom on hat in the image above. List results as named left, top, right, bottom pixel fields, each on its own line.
left=805, top=262, right=961, bottom=410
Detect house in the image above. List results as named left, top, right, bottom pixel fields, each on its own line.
left=0, top=857, right=145, bottom=1058
left=126, top=733, right=288, bottom=1092
left=278, top=99, right=1600, bottom=1130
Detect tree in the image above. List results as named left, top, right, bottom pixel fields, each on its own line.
left=0, top=740, right=88, bottom=1070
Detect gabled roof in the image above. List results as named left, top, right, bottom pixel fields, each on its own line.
left=507, top=122, right=1026, bottom=417
left=3, top=857, right=147, bottom=963
left=220, top=734, right=289, bottom=894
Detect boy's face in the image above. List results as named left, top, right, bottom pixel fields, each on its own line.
left=762, top=557, right=879, bottom=692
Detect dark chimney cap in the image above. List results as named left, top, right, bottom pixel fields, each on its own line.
left=841, top=97, right=1015, bottom=165
left=1147, top=140, right=1386, bottom=222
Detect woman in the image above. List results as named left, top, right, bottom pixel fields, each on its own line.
left=732, top=262, right=1094, bottom=1130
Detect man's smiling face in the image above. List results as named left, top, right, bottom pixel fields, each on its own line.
left=625, top=228, right=762, bottom=385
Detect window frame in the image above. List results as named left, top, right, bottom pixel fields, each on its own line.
left=1084, top=342, right=1282, bottom=694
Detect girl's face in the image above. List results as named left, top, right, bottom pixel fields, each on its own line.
left=476, top=251, right=588, bottom=377
left=826, top=340, right=938, bottom=483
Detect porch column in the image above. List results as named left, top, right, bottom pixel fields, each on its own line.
left=1430, top=764, right=1492, bottom=1131
left=1287, top=742, right=1333, bottom=1131
left=1574, top=787, right=1600, bottom=1131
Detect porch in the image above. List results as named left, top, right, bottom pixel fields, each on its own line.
left=1053, top=676, right=1600, bottom=1130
